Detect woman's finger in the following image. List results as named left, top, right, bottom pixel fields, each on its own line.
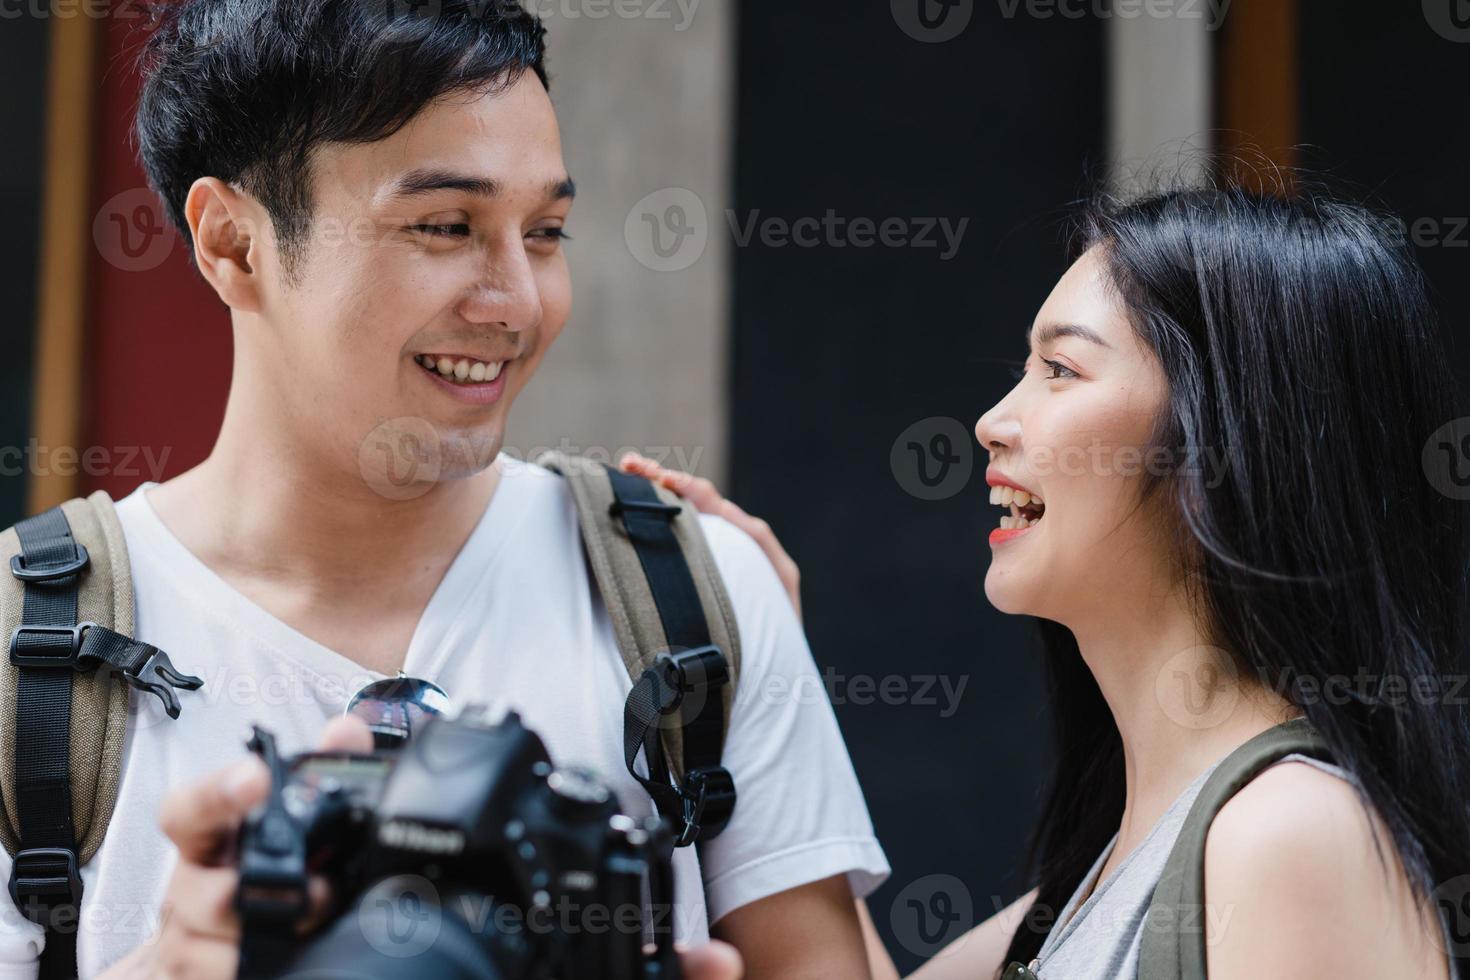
left=616, top=454, right=803, bottom=622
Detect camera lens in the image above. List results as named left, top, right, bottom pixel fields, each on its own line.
left=283, top=880, right=533, bottom=980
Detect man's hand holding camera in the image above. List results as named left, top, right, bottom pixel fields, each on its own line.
left=97, top=716, right=743, bottom=979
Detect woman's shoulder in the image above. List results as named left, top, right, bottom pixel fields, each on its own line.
left=1201, top=756, right=1450, bottom=978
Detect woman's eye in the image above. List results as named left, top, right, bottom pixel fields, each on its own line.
left=1042, top=357, right=1078, bottom=380
left=411, top=223, right=470, bottom=238
left=1010, top=358, right=1078, bottom=381
left=529, top=227, right=571, bottom=242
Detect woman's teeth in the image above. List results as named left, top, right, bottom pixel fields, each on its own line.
left=990, top=484, right=1045, bottom=529
left=415, top=354, right=504, bottom=385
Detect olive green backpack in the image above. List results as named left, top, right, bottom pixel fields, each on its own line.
left=1001, top=716, right=1335, bottom=980
left=0, top=453, right=741, bottom=978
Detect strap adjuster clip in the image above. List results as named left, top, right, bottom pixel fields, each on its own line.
left=654, top=646, right=730, bottom=714
left=9, top=848, right=82, bottom=925
left=608, top=497, right=683, bottom=520
left=9, top=546, right=89, bottom=584
left=8, top=622, right=97, bottom=669
left=676, top=766, right=736, bottom=847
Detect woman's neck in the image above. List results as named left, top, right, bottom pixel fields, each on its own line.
left=1068, top=585, right=1299, bottom=849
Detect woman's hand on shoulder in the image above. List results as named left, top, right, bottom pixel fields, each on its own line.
left=1203, top=760, right=1451, bottom=980
left=618, top=452, right=802, bottom=623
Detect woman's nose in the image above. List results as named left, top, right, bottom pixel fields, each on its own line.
left=975, top=404, right=1021, bottom=453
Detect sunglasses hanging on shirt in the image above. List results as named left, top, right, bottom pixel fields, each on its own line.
left=344, top=671, right=452, bottom=748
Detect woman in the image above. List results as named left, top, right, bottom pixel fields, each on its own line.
left=623, top=181, right=1470, bottom=979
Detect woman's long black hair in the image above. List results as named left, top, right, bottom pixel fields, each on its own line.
left=998, top=178, right=1470, bottom=973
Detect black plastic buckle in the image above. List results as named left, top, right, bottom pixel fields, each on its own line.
left=608, top=497, right=682, bottom=520
left=8, top=621, right=96, bottom=668
left=676, top=766, right=736, bottom=847
left=9, top=848, right=82, bottom=925
left=654, top=646, right=730, bottom=714
left=9, top=546, right=89, bottom=584
left=121, top=648, right=205, bottom=720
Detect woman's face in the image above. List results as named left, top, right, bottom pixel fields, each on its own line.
left=975, top=246, right=1173, bottom=623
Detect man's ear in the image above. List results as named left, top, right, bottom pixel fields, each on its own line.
left=185, top=176, right=270, bottom=312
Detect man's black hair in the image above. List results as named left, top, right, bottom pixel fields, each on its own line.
left=134, top=0, right=549, bottom=283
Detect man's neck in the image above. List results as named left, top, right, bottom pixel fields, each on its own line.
left=146, top=440, right=501, bottom=600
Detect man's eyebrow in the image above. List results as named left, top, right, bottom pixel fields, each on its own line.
left=1026, top=322, right=1113, bottom=350
left=381, top=169, right=577, bottom=203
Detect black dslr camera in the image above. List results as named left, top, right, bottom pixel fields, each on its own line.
left=234, top=705, right=682, bottom=980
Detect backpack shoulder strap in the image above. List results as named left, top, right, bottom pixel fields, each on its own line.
left=1137, top=716, right=1334, bottom=980
left=535, top=451, right=741, bottom=848
left=0, top=491, right=203, bottom=978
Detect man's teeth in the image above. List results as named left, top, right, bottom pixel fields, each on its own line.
left=415, top=354, right=504, bottom=384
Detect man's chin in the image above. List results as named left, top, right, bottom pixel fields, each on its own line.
left=435, top=427, right=506, bottom=478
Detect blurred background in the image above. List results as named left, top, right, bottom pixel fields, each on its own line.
left=3, top=0, right=1469, bottom=972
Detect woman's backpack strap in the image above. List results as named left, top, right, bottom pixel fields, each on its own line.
left=536, top=451, right=741, bottom=849
left=0, top=491, right=203, bottom=978
left=1137, top=716, right=1333, bottom=980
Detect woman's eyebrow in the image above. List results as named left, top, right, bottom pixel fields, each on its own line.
left=1026, top=322, right=1114, bottom=350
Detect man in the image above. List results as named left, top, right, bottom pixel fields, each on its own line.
left=0, top=1, right=890, bottom=976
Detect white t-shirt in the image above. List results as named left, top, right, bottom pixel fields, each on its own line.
left=0, top=457, right=889, bottom=977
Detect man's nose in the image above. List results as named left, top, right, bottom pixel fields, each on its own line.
left=459, top=243, right=543, bottom=332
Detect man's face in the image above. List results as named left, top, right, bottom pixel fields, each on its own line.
left=247, top=71, right=573, bottom=487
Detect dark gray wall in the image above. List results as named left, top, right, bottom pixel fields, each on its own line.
left=730, top=4, right=1107, bottom=972
left=0, top=18, right=49, bottom=527
left=1300, top=0, right=1470, bottom=395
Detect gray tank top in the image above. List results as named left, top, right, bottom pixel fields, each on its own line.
left=1029, top=752, right=1461, bottom=979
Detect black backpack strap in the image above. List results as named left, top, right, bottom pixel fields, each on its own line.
left=4, top=498, right=204, bottom=978
left=536, top=452, right=741, bottom=851
left=9, top=507, right=87, bottom=979
left=1137, top=716, right=1334, bottom=980
left=606, top=465, right=736, bottom=848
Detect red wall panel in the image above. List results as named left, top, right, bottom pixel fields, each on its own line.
left=83, top=17, right=230, bottom=500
